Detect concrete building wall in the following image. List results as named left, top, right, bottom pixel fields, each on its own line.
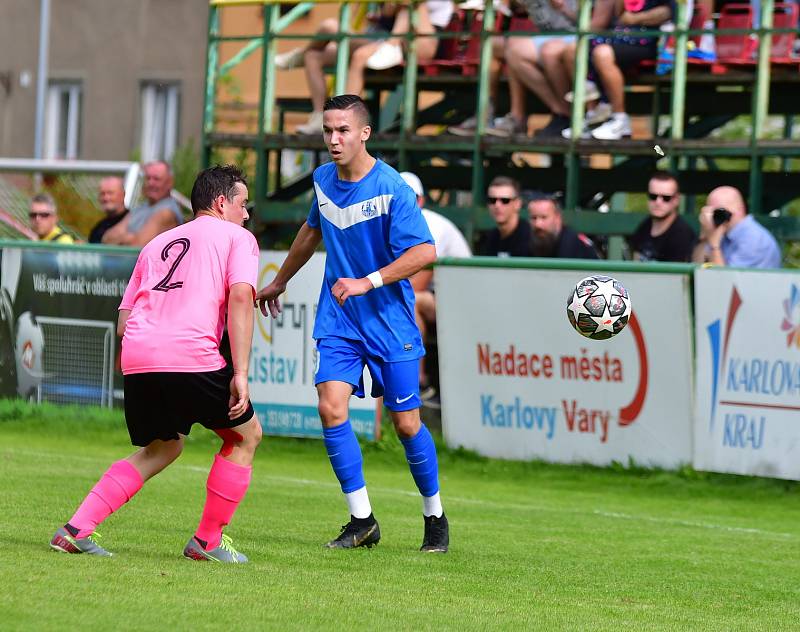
left=0, top=0, right=208, bottom=160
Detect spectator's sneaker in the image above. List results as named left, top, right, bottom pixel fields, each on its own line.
left=591, top=113, right=632, bottom=140
left=420, top=513, right=449, bottom=553
left=447, top=107, right=494, bottom=136
left=485, top=113, right=527, bottom=138
left=50, top=527, right=113, bottom=556
left=423, top=393, right=441, bottom=410
left=325, top=514, right=381, bottom=549
left=296, top=111, right=323, bottom=135
left=585, top=101, right=612, bottom=126
left=183, top=534, right=249, bottom=563
left=420, top=384, right=437, bottom=402
left=561, top=121, right=592, bottom=139
left=366, top=42, right=404, bottom=70
left=533, top=115, right=570, bottom=139
left=565, top=80, right=601, bottom=103
left=275, top=47, right=305, bottom=70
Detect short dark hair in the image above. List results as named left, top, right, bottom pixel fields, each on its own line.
left=190, top=164, right=247, bottom=214
left=649, top=170, right=680, bottom=192
left=487, top=176, right=520, bottom=197
left=323, top=94, right=370, bottom=126
left=528, top=192, right=562, bottom=214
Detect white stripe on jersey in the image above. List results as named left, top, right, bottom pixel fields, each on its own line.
left=314, top=182, right=393, bottom=230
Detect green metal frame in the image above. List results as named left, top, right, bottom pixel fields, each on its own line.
left=203, top=0, right=798, bottom=244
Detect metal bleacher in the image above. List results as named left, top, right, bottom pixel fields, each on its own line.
left=204, top=0, right=800, bottom=253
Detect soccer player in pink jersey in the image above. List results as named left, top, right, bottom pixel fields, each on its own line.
left=49, top=165, right=261, bottom=563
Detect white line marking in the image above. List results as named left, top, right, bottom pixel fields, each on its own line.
left=3, top=447, right=795, bottom=540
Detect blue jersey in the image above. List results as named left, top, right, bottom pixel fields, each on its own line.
left=307, top=160, right=433, bottom=361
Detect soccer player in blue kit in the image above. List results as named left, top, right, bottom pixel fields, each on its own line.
left=256, top=95, right=449, bottom=552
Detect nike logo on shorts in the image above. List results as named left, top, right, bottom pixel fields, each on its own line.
left=395, top=394, right=414, bottom=404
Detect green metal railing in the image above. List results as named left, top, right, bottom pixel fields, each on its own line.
left=204, top=0, right=798, bottom=236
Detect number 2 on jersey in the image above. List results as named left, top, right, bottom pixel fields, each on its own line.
left=152, top=238, right=191, bottom=292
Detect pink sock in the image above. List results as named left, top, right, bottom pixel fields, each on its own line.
left=195, top=454, right=252, bottom=550
left=68, top=460, right=143, bottom=538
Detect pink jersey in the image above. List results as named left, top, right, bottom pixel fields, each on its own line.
left=119, top=215, right=259, bottom=374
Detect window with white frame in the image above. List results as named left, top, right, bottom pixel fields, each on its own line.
left=140, top=82, right=180, bottom=162
left=44, top=81, right=82, bottom=159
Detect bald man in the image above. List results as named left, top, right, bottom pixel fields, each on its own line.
left=89, top=177, right=129, bottom=244
left=693, top=186, right=781, bottom=268
left=102, top=161, right=183, bottom=247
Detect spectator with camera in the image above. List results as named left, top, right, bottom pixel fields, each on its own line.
left=693, top=186, right=781, bottom=268
left=628, top=171, right=696, bottom=262
left=528, top=193, right=598, bottom=258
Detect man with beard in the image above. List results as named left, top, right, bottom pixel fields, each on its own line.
left=529, top=195, right=598, bottom=259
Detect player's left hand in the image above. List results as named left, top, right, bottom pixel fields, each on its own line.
left=331, top=277, right=373, bottom=306
left=229, top=373, right=250, bottom=419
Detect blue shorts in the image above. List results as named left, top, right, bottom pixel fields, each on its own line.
left=315, top=337, right=422, bottom=412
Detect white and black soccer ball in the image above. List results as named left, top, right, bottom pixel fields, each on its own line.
left=566, top=275, right=632, bottom=340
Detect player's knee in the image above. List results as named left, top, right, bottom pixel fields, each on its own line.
left=393, top=415, right=421, bottom=439
left=318, top=399, right=348, bottom=425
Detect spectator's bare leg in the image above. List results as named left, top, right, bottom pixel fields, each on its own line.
left=490, top=36, right=507, bottom=104
left=591, top=44, right=625, bottom=112
left=347, top=41, right=383, bottom=95
left=304, top=44, right=338, bottom=112
left=539, top=39, right=571, bottom=111
left=505, top=38, right=564, bottom=116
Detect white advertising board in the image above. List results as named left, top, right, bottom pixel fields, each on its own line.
left=694, top=267, right=800, bottom=480
left=435, top=265, right=693, bottom=467
left=249, top=251, right=377, bottom=439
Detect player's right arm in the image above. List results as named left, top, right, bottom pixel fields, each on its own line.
left=256, top=221, right=322, bottom=318
left=227, top=282, right=255, bottom=419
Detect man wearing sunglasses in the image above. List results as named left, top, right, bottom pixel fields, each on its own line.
left=478, top=177, right=532, bottom=257
left=628, top=172, right=695, bottom=262
left=28, top=194, right=74, bottom=244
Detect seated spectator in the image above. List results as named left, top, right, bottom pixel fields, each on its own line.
left=276, top=2, right=452, bottom=134
left=628, top=171, right=696, bottom=262
left=102, top=161, right=183, bottom=247
left=528, top=193, right=598, bottom=258
left=28, top=193, right=74, bottom=244
left=449, top=0, right=585, bottom=138
left=579, top=0, right=672, bottom=140
left=401, top=171, right=471, bottom=404
left=478, top=176, right=532, bottom=257
left=693, top=186, right=781, bottom=268
left=88, top=176, right=128, bottom=244
left=366, top=1, right=455, bottom=69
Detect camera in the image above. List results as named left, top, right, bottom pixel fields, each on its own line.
left=712, top=207, right=732, bottom=227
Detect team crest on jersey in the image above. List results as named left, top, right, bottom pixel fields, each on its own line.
left=361, top=201, right=378, bottom=218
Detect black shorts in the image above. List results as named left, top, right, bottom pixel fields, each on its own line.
left=123, top=365, right=255, bottom=447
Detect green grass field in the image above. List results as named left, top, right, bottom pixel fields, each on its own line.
left=1, top=401, right=799, bottom=631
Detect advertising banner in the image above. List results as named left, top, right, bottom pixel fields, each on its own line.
left=694, top=267, right=800, bottom=480
left=250, top=251, right=378, bottom=440
left=0, top=246, right=136, bottom=406
left=435, top=264, right=694, bottom=468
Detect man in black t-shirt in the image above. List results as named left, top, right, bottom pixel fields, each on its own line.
left=629, top=171, right=696, bottom=262
left=88, top=177, right=129, bottom=244
left=478, top=176, right=532, bottom=257
left=529, top=195, right=599, bottom=259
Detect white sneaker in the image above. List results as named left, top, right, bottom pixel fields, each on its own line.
left=366, top=42, right=404, bottom=70
left=585, top=102, right=612, bottom=126
left=275, top=47, right=305, bottom=70
left=565, top=81, right=601, bottom=104
left=447, top=106, right=494, bottom=136
left=590, top=113, right=632, bottom=140
left=296, top=111, right=323, bottom=135
left=561, top=121, right=592, bottom=139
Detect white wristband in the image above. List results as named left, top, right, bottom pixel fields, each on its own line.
left=366, top=271, right=383, bottom=289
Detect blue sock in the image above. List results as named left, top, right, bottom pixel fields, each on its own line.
left=400, top=424, right=439, bottom=497
left=322, top=420, right=366, bottom=493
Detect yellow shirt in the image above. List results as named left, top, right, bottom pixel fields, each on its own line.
left=42, top=227, right=75, bottom=244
